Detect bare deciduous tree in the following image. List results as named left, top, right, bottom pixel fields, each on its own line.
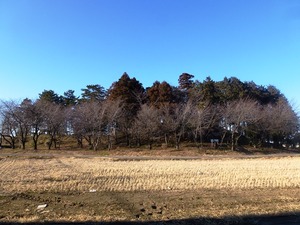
left=159, top=102, right=192, bottom=150
left=69, top=104, right=86, bottom=148
left=266, top=98, right=299, bottom=147
left=189, top=103, right=221, bottom=148
left=0, top=101, right=18, bottom=149
left=221, top=98, right=260, bottom=151
left=105, top=99, right=123, bottom=150
left=27, top=100, right=45, bottom=150
left=71, top=100, right=122, bottom=151
left=40, top=101, right=67, bottom=149
left=0, top=100, right=32, bottom=149
left=133, top=104, right=160, bottom=149
left=82, top=101, right=107, bottom=150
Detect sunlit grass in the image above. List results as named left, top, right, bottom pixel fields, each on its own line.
left=1, top=156, right=300, bottom=193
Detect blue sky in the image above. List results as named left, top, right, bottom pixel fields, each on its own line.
left=0, top=0, right=300, bottom=109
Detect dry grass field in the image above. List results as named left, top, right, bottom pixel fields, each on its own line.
left=2, top=156, right=300, bottom=192
left=1, top=153, right=300, bottom=223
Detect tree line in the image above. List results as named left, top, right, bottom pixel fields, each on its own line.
left=0, top=72, right=299, bottom=151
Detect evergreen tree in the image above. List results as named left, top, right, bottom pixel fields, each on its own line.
left=217, top=77, right=246, bottom=103
left=108, top=72, right=145, bottom=146
left=178, top=73, right=194, bottom=90
left=81, top=84, right=106, bottom=102
left=147, top=81, right=174, bottom=107
left=196, top=77, right=220, bottom=105
left=178, top=73, right=194, bottom=103
left=63, top=90, right=78, bottom=106
left=39, top=90, right=61, bottom=104
left=108, top=72, right=144, bottom=114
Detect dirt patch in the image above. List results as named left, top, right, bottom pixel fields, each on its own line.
left=1, top=188, right=300, bottom=223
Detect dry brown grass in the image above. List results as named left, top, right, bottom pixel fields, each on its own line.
left=1, top=156, right=300, bottom=193
left=2, top=155, right=300, bottom=222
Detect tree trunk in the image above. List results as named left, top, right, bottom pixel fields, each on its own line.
left=193, top=130, right=200, bottom=149
left=3, top=135, right=16, bottom=149
left=93, top=136, right=101, bottom=151
left=19, top=128, right=28, bottom=150
left=126, top=133, right=130, bottom=147
left=47, top=139, right=52, bottom=150
left=175, top=134, right=180, bottom=150
left=149, top=143, right=152, bottom=150
left=220, top=130, right=227, bottom=147
left=47, top=134, right=54, bottom=150
left=231, top=132, right=235, bottom=151
left=21, top=140, right=26, bottom=150
left=107, top=135, right=112, bottom=150
left=33, top=134, right=39, bottom=150
left=77, top=136, right=83, bottom=148
left=164, top=133, right=168, bottom=145
left=199, top=132, right=203, bottom=149
left=84, top=136, right=92, bottom=149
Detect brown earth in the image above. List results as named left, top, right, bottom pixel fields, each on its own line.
left=0, top=145, right=299, bottom=160
left=2, top=188, right=300, bottom=224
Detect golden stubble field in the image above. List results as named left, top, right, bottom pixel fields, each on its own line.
left=1, top=154, right=300, bottom=223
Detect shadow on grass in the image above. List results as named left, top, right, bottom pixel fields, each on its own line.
left=235, top=146, right=300, bottom=156
left=2, top=213, right=300, bottom=225
left=235, top=146, right=254, bottom=155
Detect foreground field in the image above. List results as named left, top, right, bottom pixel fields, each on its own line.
left=1, top=154, right=300, bottom=224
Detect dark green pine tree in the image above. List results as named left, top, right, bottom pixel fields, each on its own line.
left=197, top=77, right=220, bottom=105
left=62, top=90, right=78, bottom=106
left=39, top=90, right=61, bottom=104
left=81, top=84, right=107, bottom=102
left=217, top=77, right=246, bottom=103
left=178, top=73, right=194, bottom=103
left=178, top=73, right=194, bottom=90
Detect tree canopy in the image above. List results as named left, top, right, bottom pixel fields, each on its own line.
left=0, top=72, right=299, bottom=151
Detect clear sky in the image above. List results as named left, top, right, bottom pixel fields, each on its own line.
left=0, top=0, right=300, bottom=109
